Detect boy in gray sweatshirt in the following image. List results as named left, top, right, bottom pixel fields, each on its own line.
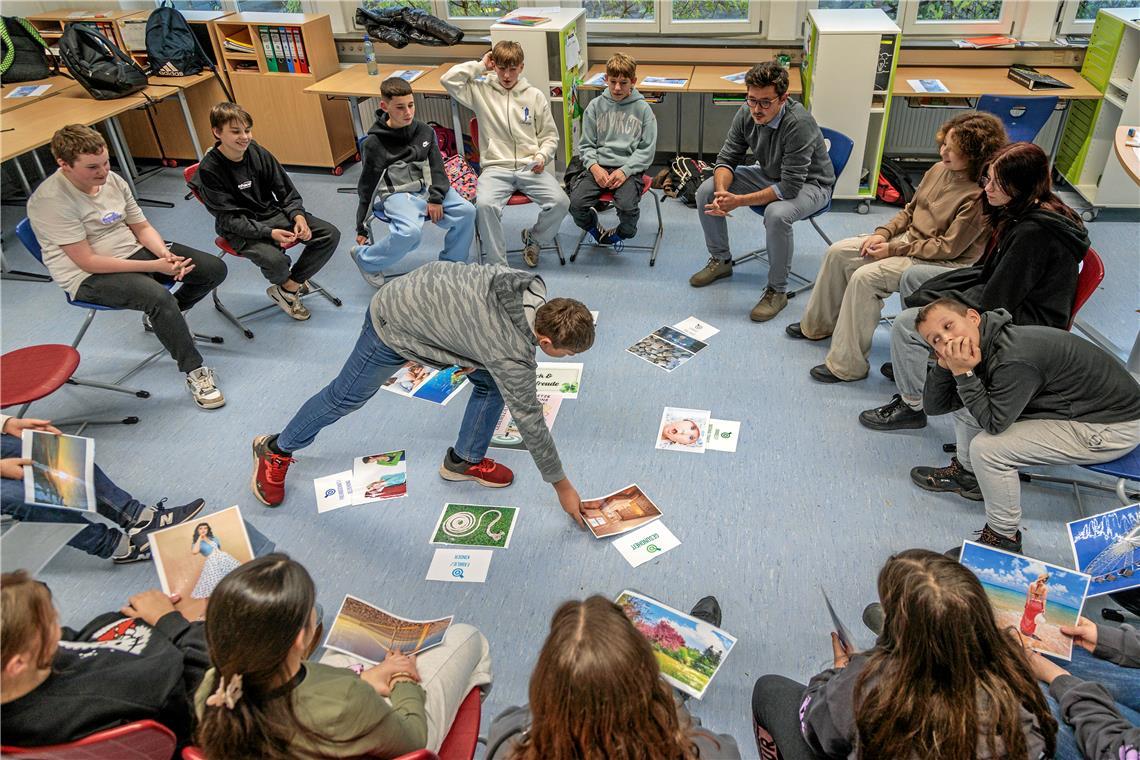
left=569, top=53, right=658, bottom=249
left=250, top=262, right=595, bottom=525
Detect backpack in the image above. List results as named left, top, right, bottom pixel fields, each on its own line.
left=59, top=23, right=147, bottom=100
left=429, top=120, right=457, bottom=157
left=876, top=157, right=916, bottom=207
left=664, top=156, right=713, bottom=208
left=0, top=16, right=58, bottom=84
left=145, top=1, right=211, bottom=77
left=444, top=154, right=477, bottom=202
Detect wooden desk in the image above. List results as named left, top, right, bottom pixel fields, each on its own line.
left=1, top=76, right=78, bottom=114
left=1115, top=126, right=1140, bottom=185
left=893, top=66, right=1100, bottom=99
left=687, top=65, right=803, bottom=94
left=414, top=65, right=450, bottom=95
left=304, top=64, right=437, bottom=141
left=580, top=63, right=694, bottom=90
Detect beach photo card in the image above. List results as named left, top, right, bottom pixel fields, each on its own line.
left=1068, top=503, right=1140, bottom=597
left=673, top=316, right=719, bottom=341
left=490, top=393, right=562, bottom=451
left=22, top=430, right=96, bottom=511
left=351, top=449, right=407, bottom=505
left=615, top=590, right=737, bottom=699
left=705, top=419, right=741, bottom=453
left=323, top=594, right=453, bottom=665
left=582, top=484, right=663, bottom=539
left=430, top=503, right=519, bottom=549
left=959, top=541, right=1091, bottom=661
left=150, top=505, right=254, bottom=600
left=313, top=470, right=354, bottom=513
left=535, top=362, right=584, bottom=398
left=655, top=407, right=712, bottom=454
left=626, top=334, right=696, bottom=372
left=653, top=326, right=708, bottom=353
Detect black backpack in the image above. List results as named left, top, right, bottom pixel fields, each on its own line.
left=876, top=157, right=917, bottom=207
left=59, top=23, right=147, bottom=100
left=0, top=16, right=58, bottom=84
left=664, top=156, right=713, bottom=208
left=145, top=1, right=210, bottom=77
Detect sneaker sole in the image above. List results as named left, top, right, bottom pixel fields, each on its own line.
left=689, top=270, right=732, bottom=288
left=910, top=472, right=985, bottom=501
left=267, top=288, right=311, bottom=321
left=112, top=550, right=152, bottom=565
left=250, top=436, right=281, bottom=507
left=193, top=395, right=226, bottom=410
left=438, top=464, right=512, bottom=488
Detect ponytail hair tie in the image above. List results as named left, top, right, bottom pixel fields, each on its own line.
left=205, top=673, right=244, bottom=710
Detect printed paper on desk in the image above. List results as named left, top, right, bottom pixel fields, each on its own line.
left=391, top=69, right=425, bottom=82
left=641, top=77, right=688, bottom=88
left=673, top=316, right=719, bottom=341
left=426, top=548, right=492, bottom=583
left=585, top=72, right=607, bottom=87
left=908, top=79, right=948, bottom=93
left=314, top=470, right=354, bottom=513
left=720, top=71, right=747, bottom=84
left=614, top=521, right=680, bottom=567
left=5, top=84, right=51, bottom=98
left=705, top=420, right=741, bottom=453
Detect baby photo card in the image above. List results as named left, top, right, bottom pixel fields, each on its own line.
left=381, top=361, right=470, bottom=405
left=1068, top=503, right=1140, bottom=598
left=655, top=407, right=711, bottom=454
left=351, top=449, right=407, bottom=505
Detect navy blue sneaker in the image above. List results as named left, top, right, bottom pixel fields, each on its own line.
left=130, top=497, right=206, bottom=536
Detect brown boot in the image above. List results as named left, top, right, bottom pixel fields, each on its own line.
left=689, top=256, right=733, bottom=287
left=749, top=288, right=788, bottom=322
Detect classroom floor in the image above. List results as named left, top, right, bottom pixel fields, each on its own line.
left=2, top=163, right=1137, bottom=755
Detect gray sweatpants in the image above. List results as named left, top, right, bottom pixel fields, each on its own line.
left=955, top=409, right=1140, bottom=537
left=695, top=165, right=830, bottom=293
left=890, top=263, right=957, bottom=407
left=475, top=167, right=570, bottom=266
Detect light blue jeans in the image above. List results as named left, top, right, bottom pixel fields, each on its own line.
left=358, top=187, right=475, bottom=272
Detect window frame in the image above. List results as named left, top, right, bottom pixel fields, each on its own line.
left=437, top=0, right=528, bottom=31
left=898, top=0, right=1016, bottom=37
left=1056, top=0, right=1133, bottom=35
left=661, top=0, right=766, bottom=35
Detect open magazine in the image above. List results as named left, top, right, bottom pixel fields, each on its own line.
left=320, top=594, right=453, bottom=670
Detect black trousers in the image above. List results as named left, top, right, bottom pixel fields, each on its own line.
left=229, top=211, right=339, bottom=286
left=568, top=169, right=642, bottom=239
left=751, top=675, right=819, bottom=760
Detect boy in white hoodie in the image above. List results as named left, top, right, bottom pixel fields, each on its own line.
left=442, top=41, right=568, bottom=268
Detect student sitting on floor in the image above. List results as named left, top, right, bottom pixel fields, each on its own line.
left=442, top=41, right=568, bottom=268
left=1, top=571, right=209, bottom=747
left=788, top=112, right=1006, bottom=383
left=28, top=125, right=228, bottom=410
left=190, top=102, right=340, bottom=321
left=752, top=549, right=1056, bottom=760
left=0, top=414, right=204, bottom=564
left=350, top=76, right=475, bottom=287
left=485, top=595, right=739, bottom=759
left=569, top=53, right=657, bottom=251
left=250, top=261, right=594, bottom=525
left=912, top=299, right=1140, bottom=554
left=194, top=554, right=492, bottom=759
left=859, top=141, right=1088, bottom=432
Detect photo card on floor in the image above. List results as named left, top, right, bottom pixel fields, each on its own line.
left=351, top=449, right=407, bottom=505
left=959, top=541, right=1090, bottom=661
left=673, top=316, right=719, bottom=341
left=626, top=334, right=696, bottom=372
left=490, top=393, right=562, bottom=451
left=381, top=361, right=469, bottom=405
left=430, top=503, right=519, bottom=549
left=1068, top=503, right=1140, bottom=598
left=655, top=407, right=711, bottom=454
left=323, top=593, right=452, bottom=665
left=150, top=505, right=254, bottom=600
left=582, top=484, right=663, bottom=539
left=652, top=326, right=708, bottom=353
left=22, top=430, right=95, bottom=511
left=535, top=362, right=584, bottom=398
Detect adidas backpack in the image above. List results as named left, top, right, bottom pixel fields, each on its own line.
left=145, top=1, right=210, bottom=77
left=0, top=16, right=58, bottom=84
left=665, top=156, right=713, bottom=208
left=59, top=23, right=147, bottom=100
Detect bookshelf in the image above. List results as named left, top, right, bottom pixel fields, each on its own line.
left=27, top=8, right=138, bottom=57
left=211, top=12, right=354, bottom=170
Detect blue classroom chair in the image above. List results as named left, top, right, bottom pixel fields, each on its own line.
left=976, top=94, right=1060, bottom=143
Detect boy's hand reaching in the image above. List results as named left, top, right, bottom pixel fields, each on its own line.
left=427, top=203, right=444, bottom=223
left=554, top=478, right=585, bottom=527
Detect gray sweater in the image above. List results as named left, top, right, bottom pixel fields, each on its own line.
left=368, top=262, right=564, bottom=483
left=714, top=99, right=835, bottom=199
left=579, top=88, right=657, bottom=177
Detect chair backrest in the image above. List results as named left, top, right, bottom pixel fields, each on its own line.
left=183, top=745, right=438, bottom=760
left=975, top=94, right=1060, bottom=143
left=819, top=127, right=855, bottom=180
left=184, top=162, right=204, bottom=205
left=15, top=218, right=42, bottom=264
left=1069, top=247, right=1104, bottom=330
left=436, top=687, right=483, bottom=760
left=2, top=719, right=176, bottom=759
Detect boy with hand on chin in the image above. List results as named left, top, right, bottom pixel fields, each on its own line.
left=351, top=76, right=475, bottom=287
left=442, top=41, right=569, bottom=268
left=191, top=102, right=339, bottom=321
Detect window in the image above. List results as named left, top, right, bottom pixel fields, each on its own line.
left=235, top=0, right=307, bottom=12
left=915, top=0, right=1002, bottom=21
left=447, top=0, right=519, bottom=19
left=900, top=0, right=1013, bottom=35
left=1059, top=0, right=1136, bottom=34
left=1075, top=0, right=1134, bottom=20
left=362, top=0, right=433, bottom=10
left=814, top=0, right=899, bottom=20
left=161, top=0, right=222, bottom=9
left=662, top=0, right=764, bottom=33
left=581, top=0, right=657, bottom=33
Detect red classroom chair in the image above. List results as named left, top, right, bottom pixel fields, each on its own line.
left=1, top=719, right=176, bottom=759
left=570, top=173, right=664, bottom=266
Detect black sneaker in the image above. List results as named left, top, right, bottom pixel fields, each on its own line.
left=859, top=395, right=928, bottom=431
left=689, top=596, right=722, bottom=628
left=910, top=457, right=983, bottom=501
left=947, top=523, right=1023, bottom=558
left=130, top=497, right=205, bottom=537
left=112, top=532, right=152, bottom=564
left=880, top=362, right=894, bottom=381
left=586, top=207, right=605, bottom=243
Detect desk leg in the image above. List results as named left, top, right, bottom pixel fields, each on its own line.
left=176, top=89, right=204, bottom=160
left=30, top=150, right=47, bottom=180
left=1049, top=101, right=1070, bottom=170
left=108, top=116, right=173, bottom=209
left=675, top=93, right=683, bottom=157
left=336, top=96, right=368, bottom=195
left=697, top=94, right=705, bottom=162
left=1, top=251, right=51, bottom=283
left=451, top=99, right=464, bottom=153
left=10, top=158, right=32, bottom=197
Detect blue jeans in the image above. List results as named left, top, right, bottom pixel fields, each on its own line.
left=1049, top=645, right=1140, bottom=760
left=0, top=434, right=144, bottom=558
left=277, top=315, right=504, bottom=465
left=358, top=188, right=475, bottom=272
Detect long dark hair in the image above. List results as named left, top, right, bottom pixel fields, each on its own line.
left=196, top=554, right=338, bottom=760
left=512, top=596, right=700, bottom=760
left=981, top=141, right=1083, bottom=242
left=191, top=522, right=215, bottom=548
left=853, top=549, right=1056, bottom=758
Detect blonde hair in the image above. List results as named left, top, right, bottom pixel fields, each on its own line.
left=50, top=124, right=106, bottom=165
left=606, top=52, right=637, bottom=80
left=490, top=40, right=524, bottom=68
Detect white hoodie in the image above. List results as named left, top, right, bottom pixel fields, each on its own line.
left=441, top=60, right=560, bottom=172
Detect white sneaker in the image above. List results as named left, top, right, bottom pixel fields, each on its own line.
left=521, top=229, right=540, bottom=268
left=266, top=284, right=311, bottom=320
left=186, top=366, right=225, bottom=409
left=349, top=246, right=386, bottom=289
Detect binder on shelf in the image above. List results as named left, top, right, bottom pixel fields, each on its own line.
left=258, top=26, right=277, bottom=72
left=290, top=28, right=308, bottom=74
left=269, top=27, right=290, bottom=73
left=279, top=26, right=296, bottom=73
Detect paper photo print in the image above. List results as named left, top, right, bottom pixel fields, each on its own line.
left=1068, top=503, right=1140, bottom=597
left=535, top=362, right=583, bottom=398
left=655, top=407, right=711, bottom=454
left=150, top=505, right=254, bottom=600
left=959, top=541, right=1090, bottom=661
left=22, top=430, right=95, bottom=511
left=626, top=334, right=696, bottom=372
left=652, top=326, right=708, bottom=354
left=351, top=449, right=407, bottom=505
left=430, top=503, right=519, bottom=549
left=323, top=594, right=452, bottom=665
left=491, top=394, right=562, bottom=451
left=382, top=361, right=434, bottom=398
left=582, top=484, right=663, bottom=539
left=381, top=362, right=469, bottom=405
left=615, top=590, right=736, bottom=699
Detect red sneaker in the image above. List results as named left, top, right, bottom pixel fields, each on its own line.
left=439, top=449, right=514, bottom=488
left=251, top=434, right=295, bottom=506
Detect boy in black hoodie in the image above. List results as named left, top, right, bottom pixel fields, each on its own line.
left=911, top=299, right=1140, bottom=553
left=350, top=76, right=475, bottom=287
left=191, top=102, right=339, bottom=321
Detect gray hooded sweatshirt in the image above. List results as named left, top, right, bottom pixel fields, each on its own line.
left=579, top=87, right=658, bottom=177
left=368, top=262, right=564, bottom=483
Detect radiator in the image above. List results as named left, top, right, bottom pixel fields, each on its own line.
left=356, top=95, right=472, bottom=134
left=884, top=96, right=1063, bottom=157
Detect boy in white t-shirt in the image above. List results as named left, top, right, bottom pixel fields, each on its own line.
left=27, top=125, right=228, bottom=409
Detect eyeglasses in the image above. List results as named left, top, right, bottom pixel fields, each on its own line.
left=979, top=174, right=999, bottom=189
left=745, top=96, right=781, bottom=110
